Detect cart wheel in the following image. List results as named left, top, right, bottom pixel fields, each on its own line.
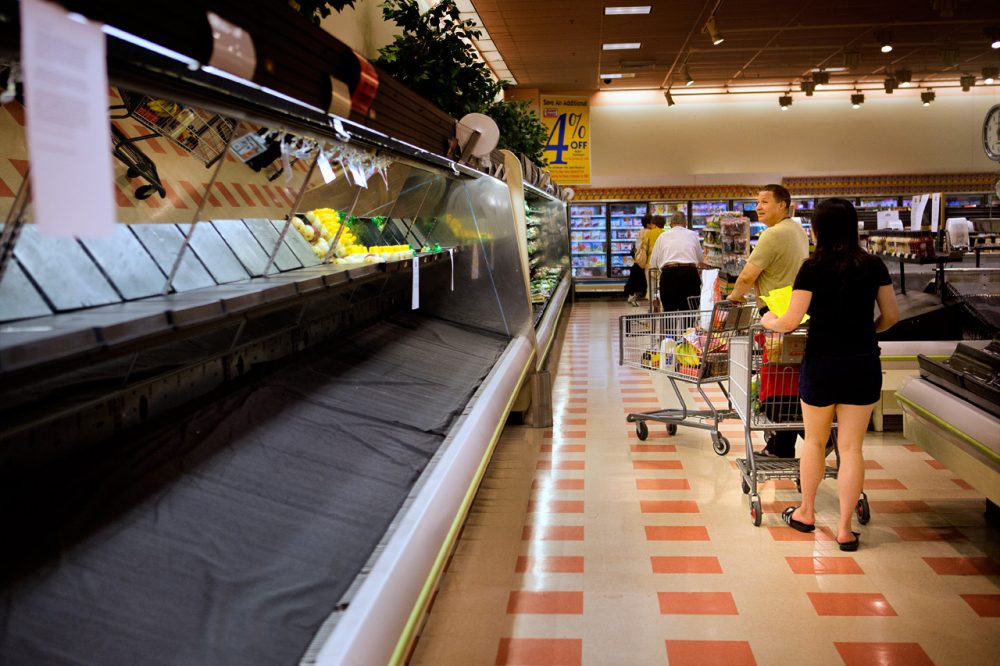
left=135, top=185, right=157, bottom=200
left=666, top=423, right=678, bottom=436
left=856, top=494, right=871, bottom=525
left=750, top=497, right=762, bottom=526
left=635, top=421, right=648, bottom=441
left=712, top=433, right=730, bottom=456
left=741, top=478, right=750, bottom=495
left=126, top=167, right=139, bottom=179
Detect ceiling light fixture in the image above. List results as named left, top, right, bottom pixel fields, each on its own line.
left=599, top=73, right=636, bottom=80
left=983, top=66, right=998, bottom=84
left=851, top=92, right=865, bottom=109
left=605, top=6, right=652, bottom=15
left=985, top=27, right=1000, bottom=49
left=664, top=89, right=676, bottom=106
left=603, top=42, right=642, bottom=50
left=960, top=74, right=976, bottom=91
left=876, top=29, right=894, bottom=53
left=921, top=90, right=935, bottom=106
left=779, top=94, right=792, bottom=111
left=684, top=64, right=694, bottom=86
left=801, top=80, right=816, bottom=96
left=883, top=76, right=897, bottom=93
left=895, top=69, right=912, bottom=87
left=703, top=15, right=724, bottom=46
left=813, top=70, right=830, bottom=89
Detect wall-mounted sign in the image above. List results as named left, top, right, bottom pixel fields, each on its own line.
left=540, top=96, right=590, bottom=185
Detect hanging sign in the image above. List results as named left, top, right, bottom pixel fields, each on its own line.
left=540, top=96, right=590, bottom=185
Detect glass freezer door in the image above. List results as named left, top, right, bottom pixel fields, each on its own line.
left=609, top=202, right=647, bottom=277
left=691, top=201, right=729, bottom=235
left=569, top=203, right=607, bottom=277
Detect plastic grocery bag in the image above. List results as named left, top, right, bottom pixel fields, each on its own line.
left=760, top=286, right=809, bottom=325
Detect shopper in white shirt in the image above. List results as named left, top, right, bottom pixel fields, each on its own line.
left=648, top=212, right=706, bottom=311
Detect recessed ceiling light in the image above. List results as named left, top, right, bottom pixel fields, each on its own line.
left=603, top=42, right=642, bottom=50
left=605, top=6, right=652, bottom=15
left=876, top=30, right=894, bottom=53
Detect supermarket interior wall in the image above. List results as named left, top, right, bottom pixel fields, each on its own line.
left=320, top=0, right=434, bottom=61
left=587, top=91, right=1000, bottom=187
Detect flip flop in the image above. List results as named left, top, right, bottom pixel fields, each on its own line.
left=781, top=506, right=815, bottom=533
left=838, top=532, right=861, bottom=552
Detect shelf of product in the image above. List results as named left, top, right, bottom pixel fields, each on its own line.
left=608, top=202, right=647, bottom=277
left=526, top=199, right=571, bottom=325
left=291, top=208, right=415, bottom=264
left=650, top=201, right=687, bottom=218
left=704, top=212, right=750, bottom=298
left=691, top=201, right=729, bottom=235
left=569, top=203, right=608, bottom=277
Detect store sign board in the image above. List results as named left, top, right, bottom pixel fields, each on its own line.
left=540, top=96, right=590, bottom=185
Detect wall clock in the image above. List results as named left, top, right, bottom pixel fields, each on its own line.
left=985, top=104, right=1000, bottom=161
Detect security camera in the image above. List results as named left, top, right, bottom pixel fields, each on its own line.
left=602, top=77, right=613, bottom=85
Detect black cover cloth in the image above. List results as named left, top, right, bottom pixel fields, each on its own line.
left=0, top=313, right=508, bottom=666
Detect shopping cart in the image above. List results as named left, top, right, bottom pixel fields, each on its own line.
left=619, top=301, right=756, bottom=454
left=729, top=324, right=872, bottom=526
left=110, top=124, right=166, bottom=200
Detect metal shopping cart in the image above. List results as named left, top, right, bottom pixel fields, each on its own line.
left=619, top=301, right=756, bottom=454
left=729, top=324, right=872, bottom=526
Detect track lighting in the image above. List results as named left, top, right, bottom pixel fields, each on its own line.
left=704, top=15, right=724, bottom=46
left=664, top=89, right=675, bottom=106
left=883, top=77, right=897, bottom=94
left=986, top=27, right=1000, bottom=49
left=876, top=30, right=893, bottom=53
left=778, top=94, right=792, bottom=111
left=851, top=93, right=864, bottom=109
left=684, top=64, right=694, bottom=86
left=983, top=67, right=998, bottom=85
left=813, top=70, right=830, bottom=89
left=960, top=74, right=975, bottom=91
left=800, top=80, right=815, bottom=96
left=895, top=69, right=912, bottom=87
left=921, top=90, right=935, bottom=106
left=843, top=51, right=861, bottom=69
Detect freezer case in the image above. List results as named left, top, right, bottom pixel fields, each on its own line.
left=609, top=202, right=647, bottom=277
left=569, top=203, right=607, bottom=278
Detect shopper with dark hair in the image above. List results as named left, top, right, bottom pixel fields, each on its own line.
left=624, top=215, right=655, bottom=306
left=762, top=198, right=899, bottom=550
left=648, top=211, right=705, bottom=311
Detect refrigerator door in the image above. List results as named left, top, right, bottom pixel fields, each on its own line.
left=569, top=203, right=608, bottom=278
left=691, top=201, right=729, bottom=234
left=608, top=203, right=647, bottom=277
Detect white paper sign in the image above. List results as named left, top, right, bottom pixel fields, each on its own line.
left=21, top=0, right=114, bottom=238
left=317, top=152, right=335, bottom=184
left=930, top=193, right=941, bottom=233
left=910, top=194, right=928, bottom=231
left=700, top=269, right=719, bottom=329
left=877, top=210, right=900, bottom=229
left=411, top=256, right=420, bottom=309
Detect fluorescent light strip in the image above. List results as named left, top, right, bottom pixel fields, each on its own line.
left=102, top=25, right=200, bottom=70
left=600, top=73, right=636, bottom=79
left=603, top=42, right=641, bottom=50
left=605, top=6, right=652, bottom=15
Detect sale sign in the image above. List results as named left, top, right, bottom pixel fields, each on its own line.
left=540, top=96, right=590, bottom=185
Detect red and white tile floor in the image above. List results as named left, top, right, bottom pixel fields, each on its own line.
left=410, top=301, right=1000, bottom=666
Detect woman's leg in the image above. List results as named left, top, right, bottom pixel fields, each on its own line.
left=832, top=403, right=876, bottom=543
left=794, top=401, right=835, bottom=525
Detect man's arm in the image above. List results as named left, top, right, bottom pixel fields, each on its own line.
left=727, top=260, right=763, bottom=302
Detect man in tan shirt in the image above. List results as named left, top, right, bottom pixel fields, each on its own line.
left=727, top=184, right=809, bottom=457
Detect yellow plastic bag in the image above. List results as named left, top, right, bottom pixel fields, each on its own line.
left=761, top=286, right=809, bottom=325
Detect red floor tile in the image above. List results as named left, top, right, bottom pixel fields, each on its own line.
left=864, top=460, right=885, bottom=470
left=769, top=479, right=798, bottom=490
left=495, top=638, right=582, bottom=666
left=640, top=500, right=700, bottom=513
left=543, top=431, right=587, bottom=439
left=630, top=444, right=678, bottom=453
left=807, top=592, right=897, bottom=616
left=651, top=556, right=722, bottom=574
left=522, top=525, right=584, bottom=541
left=925, top=459, right=947, bottom=470
left=786, top=556, right=864, bottom=574
left=903, top=444, right=923, bottom=452
left=665, top=640, right=755, bottom=666
left=620, top=387, right=657, bottom=393
left=636, top=478, right=690, bottom=490
left=868, top=500, right=930, bottom=513
left=960, top=594, right=1000, bottom=617
left=658, top=592, right=738, bottom=615
left=834, top=642, right=933, bottom=666
left=892, top=526, right=966, bottom=542
left=923, top=557, right=1000, bottom=575
left=768, top=526, right=833, bottom=542
left=532, top=478, right=585, bottom=490
left=864, top=479, right=907, bottom=490
left=568, top=398, right=588, bottom=404
left=620, top=380, right=653, bottom=384
left=540, top=444, right=586, bottom=453
left=624, top=430, right=673, bottom=439
left=527, top=500, right=584, bottom=514
left=633, top=460, right=684, bottom=470
left=952, top=479, right=974, bottom=490
left=562, top=407, right=587, bottom=414
left=515, top=556, right=584, bottom=574
left=645, top=526, right=710, bottom=541
left=507, top=591, right=583, bottom=614
left=536, top=460, right=586, bottom=471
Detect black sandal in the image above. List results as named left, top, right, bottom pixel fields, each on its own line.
left=781, top=506, right=815, bottom=533
left=838, top=532, right=861, bottom=552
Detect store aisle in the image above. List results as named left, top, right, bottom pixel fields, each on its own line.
left=410, top=301, right=1000, bottom=666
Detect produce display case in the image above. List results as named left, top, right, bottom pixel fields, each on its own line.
left=524, top=188, right=570, bottom=327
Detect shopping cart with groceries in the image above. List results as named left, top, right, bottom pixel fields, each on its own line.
left=619, top=300, right=757, bottom=454
left=728, top=324, right=872, bottom=526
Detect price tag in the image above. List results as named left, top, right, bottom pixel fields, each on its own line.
left=317, top=151, right=335, bottom=184
left=411, top=256, right=420, bottom=309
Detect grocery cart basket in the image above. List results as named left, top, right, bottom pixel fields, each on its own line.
left=110, top=124, right=165, bottom=200
left=619, top=301, right=756, bottom=454
left=729, top=324, right=871, bottom=526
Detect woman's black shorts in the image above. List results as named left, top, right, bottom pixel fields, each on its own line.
left=799, top=351, right=882, bottom=407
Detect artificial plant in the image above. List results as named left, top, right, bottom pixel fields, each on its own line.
left=487, top=99, right=548, bottom=167
left=288, top=0, right=357, bottom=25
left=377, top=0, right=504, bottom=119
